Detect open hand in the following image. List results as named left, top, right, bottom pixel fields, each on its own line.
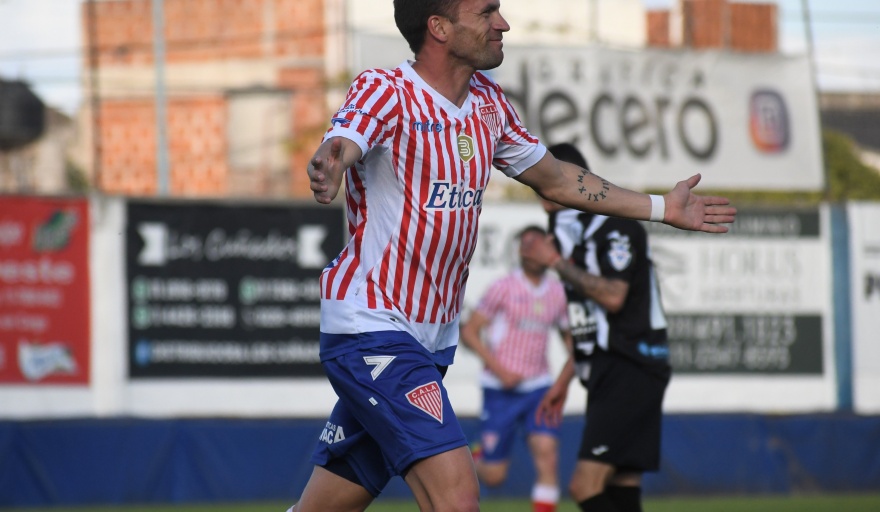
left=535, top=382, right=568, bottom=428
left=664, top=174, right=737, bottom=233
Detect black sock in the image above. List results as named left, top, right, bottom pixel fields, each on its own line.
left=577, top=492, right=618, bottom=512
left=606, top=486, right=642, bottom=512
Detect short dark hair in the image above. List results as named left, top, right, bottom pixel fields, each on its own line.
left=548, top=142, right=589, bottom=170
left=517, top=225, right=546, bottom=239
left=394, top=0, right=461, bottom=54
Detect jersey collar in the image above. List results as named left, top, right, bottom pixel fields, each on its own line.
left=399, top=60, right=474, bottom=121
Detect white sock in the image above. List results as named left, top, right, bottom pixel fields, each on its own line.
left=532, top=483, right=560, bottom=504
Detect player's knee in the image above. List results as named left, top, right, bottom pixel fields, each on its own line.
left=440, top=491, right=480, bottom=512
left=568, top=477, right=603, bottom=502
left=475, top=463, right=508, bottom=487
left=480, top=472, right=506, bottom=487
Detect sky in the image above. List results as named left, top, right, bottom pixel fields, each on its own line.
left=0, top=0, right=878, bottom=115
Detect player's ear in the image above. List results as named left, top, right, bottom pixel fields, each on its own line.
left=427, top=14, right=452, bottom=43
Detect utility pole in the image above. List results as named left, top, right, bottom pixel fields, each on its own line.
left=589, top=0, right=599, bottom=43
left=87, top=0, right=102, bottom=192
left=153, top=0, right=170, bottom=196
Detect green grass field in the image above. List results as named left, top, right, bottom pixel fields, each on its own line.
left=6, top=494, right=880, bottom=512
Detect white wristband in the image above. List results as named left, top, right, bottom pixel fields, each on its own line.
left=649, top=194, right=665, bottom=222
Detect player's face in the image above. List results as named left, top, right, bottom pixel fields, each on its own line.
left=519, top=231, right=547, bottom=275
left=447, top=0, right=510, bottom=70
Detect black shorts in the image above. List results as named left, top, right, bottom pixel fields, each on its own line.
left=578, top=349, right=670, bottom=472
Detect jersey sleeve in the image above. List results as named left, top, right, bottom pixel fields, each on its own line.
left=323, top=69, right=400, bottom=156
left=480, top=77, right=546, bottom=177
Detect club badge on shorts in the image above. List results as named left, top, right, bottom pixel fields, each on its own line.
left=406, top=381, right=444, bottom=423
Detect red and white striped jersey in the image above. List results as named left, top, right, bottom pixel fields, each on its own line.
left=318, top=61, right=546, bottom=365
left=475, top=269, right=569, bottom=390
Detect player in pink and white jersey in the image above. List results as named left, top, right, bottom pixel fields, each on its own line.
left=292, top=1, right=736, bottom=511
left=460, top=226, right=571, bottom=512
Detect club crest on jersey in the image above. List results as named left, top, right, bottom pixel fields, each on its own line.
left=607, top=230, right=633, bottom=271
left=406, top=381, right=444, bottom=423
left=478, top=104, right=502, bottom=137
left=424, top=180, right=485, bottom=211
left=457, top=135, right=475, bottom=162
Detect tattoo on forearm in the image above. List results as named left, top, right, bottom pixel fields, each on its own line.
left=555, top=259, right=600, bottom=296
left=575, top=168, right=610, bottom=202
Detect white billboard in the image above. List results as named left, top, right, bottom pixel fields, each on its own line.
left=352, top=33, right=825, bottom=192
left=848, top=202, right=880, bottom=413
left=454, top=204, right=837, bottom=414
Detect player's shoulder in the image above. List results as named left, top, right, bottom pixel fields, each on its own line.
left=351, top=67, right=403, bottom=87
left=484, top=271, right=521, bottom=296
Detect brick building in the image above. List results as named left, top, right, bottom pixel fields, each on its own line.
left=646, top=0, right=778, bottom=52
left=76, top=0, right=329, bottom=198
left=70, top=0, right=782, bottom=198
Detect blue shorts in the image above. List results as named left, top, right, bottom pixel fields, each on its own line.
left=478, top=386, right=560, bottom=463
left=310, top=335, right=468, bottom=496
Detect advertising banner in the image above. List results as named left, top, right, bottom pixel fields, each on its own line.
left=353, top=33, right=824, bottom=192
left=646, top=209, right=828, bottom=375
left=456, top=204, right=834, bottom=414
left=0, top=196, right=90, bottom=385
left=126, top=201, right=344, bottom=378
left=848, top=202, right=880, bottom=413
left=465, top=206, right=829, bottom=376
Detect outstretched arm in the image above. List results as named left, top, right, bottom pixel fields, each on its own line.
left=307, top=137, right=363, bottom=204
left=515, top=153, right=736, bottom=233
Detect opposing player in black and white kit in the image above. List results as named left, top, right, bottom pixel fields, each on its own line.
left=527, top=143, right=672, bottom=512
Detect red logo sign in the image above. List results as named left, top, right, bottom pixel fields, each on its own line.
left=406, top=381, right=444, bottom=423
left=0, top=197, right=90, bottom=385
left=478, top=104, right=502, bottom=137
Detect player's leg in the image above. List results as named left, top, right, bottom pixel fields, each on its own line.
left=290, top=356, right=397, bottom=511
left=473, top=387, right=521, bottom=487
left=569, top=352, right=619, bottom=511
left=606, top=472, right=644, bottom=512
left=527, top=433, right=560, bottom=512
left=474, top=457, right=510, bottom=487
left=569, top=459, right=615, bottom=503
left=599, top=356, right=667, bottom=512
left=404, top=445, right=481, bottom=512
left=290, top=465, right=374, bottom=512
left=573, top=352, right=669, bottom=512
left=290, top=399, right=389, bottom=512
left=525, top=386, right=562, bottom=512
left=328, top=337, right=479, bottom=511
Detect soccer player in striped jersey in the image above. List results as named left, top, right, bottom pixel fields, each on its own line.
left=532, top=143, right=671, bottom=512
left=293, top=1, right=735, bottom=511
left=460, top=226, right=571, bottom=512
